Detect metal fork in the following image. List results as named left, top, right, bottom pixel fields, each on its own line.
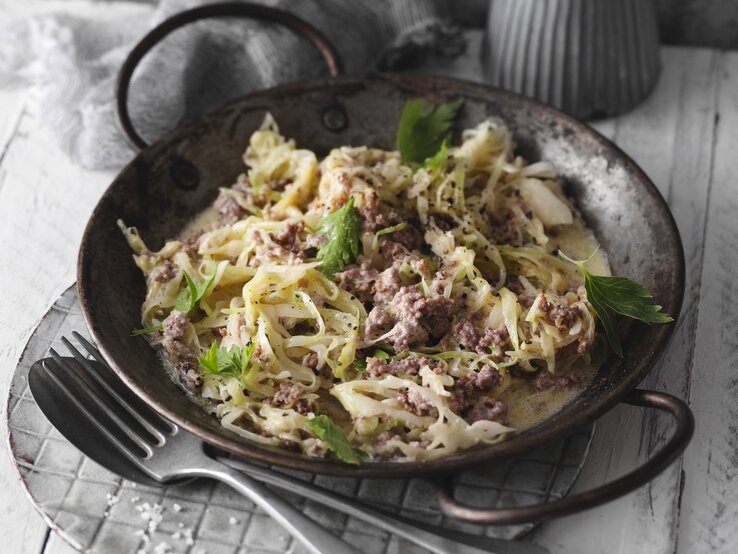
left=43, top=334, right=362, bottom=554
left=40, top=333, right=545, bottom=554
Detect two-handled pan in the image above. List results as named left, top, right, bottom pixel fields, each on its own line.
left=77, top=2, right=692, bottom=524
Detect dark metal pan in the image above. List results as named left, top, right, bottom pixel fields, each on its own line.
left=76, top=2, right=692, bottom=523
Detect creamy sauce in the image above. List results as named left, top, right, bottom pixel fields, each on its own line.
left=179, top=202, right=610, bottom=436
left=501, top=218, right=610, bottom=431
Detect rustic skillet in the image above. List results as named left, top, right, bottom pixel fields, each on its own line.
left=77, top=3, right=692, bottom=524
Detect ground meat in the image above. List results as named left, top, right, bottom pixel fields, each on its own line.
left=369, top=286, right=463, bottom=351
left=466, top=397, right=509, bottom=425
left=270, top=221, right=304, bottom=251
left=249, top=239, right=304, bottom=267
left=385, top=320, right=429, bottom=352
left=214, top=192, right=245, bottom=224
left=418, top=295, right=462, bottom=337
left=539, top=295, right=581, bottom=332
left=378, top=238, right=409, bottom=262
left=162, top=337, right=194, bottom=360
left=366, top=354, right=441, bottom=378
left=447, top=365, right=503, bottom=413
left=398, top=389, right=438, bottom=418
left=152, top=260, right=176, bottom=282
left=452, top=312, right=509, bottom=355
left=163, top=311, right=190, bottom=340
left=531, top=370, right=582, bottom=392
left=393, top=286, right=462, bottom=338
left=180, top=230, right=203, bottom=258
left=302, top=352, right=319, bottom=370
left=476, top=365, right=502, bottom=391
left=372, top=264, right=402, bottom=305
left=339, top=257, right=379, bottom=302
left=389, top=225, right=424, bottom=252
left=305, top=233, right=327, bottom=248
left=178, top=357, right=202, bottom=390
left=271, top=381, right=311, bottom=414
left=357, top=192, right=398, bottom=231
left=364, top=306, right=395, bottom=337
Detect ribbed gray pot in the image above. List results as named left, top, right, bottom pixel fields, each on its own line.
left=483, top=0, right=661, bottom=119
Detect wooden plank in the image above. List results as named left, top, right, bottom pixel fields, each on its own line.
left=676, top=50, right=738, bottom=554
left=532, top=47, right=719, bottom=554
left=0, top=99, right=116, bottom=554
left=43, top=532, right=79, bottom=554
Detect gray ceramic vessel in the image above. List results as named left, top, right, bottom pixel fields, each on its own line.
left=483, top=0, right=661, bottom=119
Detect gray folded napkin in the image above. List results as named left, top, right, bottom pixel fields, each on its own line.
left=0, top=0, right=463, bottom=169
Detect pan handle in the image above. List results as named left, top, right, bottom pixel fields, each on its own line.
left=116, top=2, right=344, bottom=151
left=435, top=389, right=694, bottom=525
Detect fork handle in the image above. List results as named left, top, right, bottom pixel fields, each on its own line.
left=192, top=462, right=362, bottom=554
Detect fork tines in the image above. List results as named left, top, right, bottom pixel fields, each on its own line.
left=42, top=333, right=175, bottom=464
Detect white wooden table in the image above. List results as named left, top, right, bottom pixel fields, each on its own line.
left=1, top=3, right=736, bottom=553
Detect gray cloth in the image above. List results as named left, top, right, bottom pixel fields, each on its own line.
left=0, top=0, right=462, bottom=169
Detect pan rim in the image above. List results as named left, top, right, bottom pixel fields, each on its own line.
left=77, top=72, right=686, bottom=477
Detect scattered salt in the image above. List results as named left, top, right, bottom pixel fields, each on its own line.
left=104, top=490, right=121, bottom=516
left=228, top=516, right=239, bottom=525
left=172, top=503, right=183, bottom=512
left=131, top=495, right=141, bottom=503
left=153, top=542, right=172, bottom=554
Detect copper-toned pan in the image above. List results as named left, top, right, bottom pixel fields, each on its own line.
left=77, top=2, right=692, bottom=524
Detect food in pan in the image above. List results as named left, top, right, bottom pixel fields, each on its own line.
left=121, top=100, right=671, bottom=464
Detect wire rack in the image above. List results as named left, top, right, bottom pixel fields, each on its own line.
left=5, top=286, right=595, bottom=554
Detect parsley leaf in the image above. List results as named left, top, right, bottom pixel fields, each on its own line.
left=396, top=99, right=463, bottom=165
left=174, top=270, right=216, bottom=313
left=372, top=349, right=391, bottom=361
left=307, top=415, right=367, bottom=465
left=198, top=340, right=256, bottom=380
left=559, top=252, right=673, bottom=357
left=130, top=324, right=163, bottom=336
left=315, top=197, right=360, bottom=277
left=353, top=349, right=390, bottom=373
left=423, top=140, right=450, bottom=169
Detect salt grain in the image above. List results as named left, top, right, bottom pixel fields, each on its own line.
left=228, top=516, right=239, bottom=525
left=172, top=503, right=183, bottom=512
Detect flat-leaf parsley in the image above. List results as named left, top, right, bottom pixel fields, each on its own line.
left=315, top=197, right=360, bottom=277
left=396, top=99, right=463, bottom=165
left=559, top=251, right=673, bottom=357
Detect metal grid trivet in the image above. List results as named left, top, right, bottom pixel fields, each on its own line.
left=5, top=286, right=594, bottom=554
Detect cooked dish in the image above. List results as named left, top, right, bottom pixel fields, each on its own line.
left=121, top=105, right=620, bottom=464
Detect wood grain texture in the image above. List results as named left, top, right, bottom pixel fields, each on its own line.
left=677, top=50, right=738, bottom=554
left=0, top=86, right=114, bottom=554
left=530, top=46, right=719, bottom=554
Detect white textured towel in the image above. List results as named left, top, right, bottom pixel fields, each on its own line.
left=0, top=0, right=462, bottom=169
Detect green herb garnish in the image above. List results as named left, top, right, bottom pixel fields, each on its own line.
left=396, top=99, right=463, bottom=165
left=198, top=340, right=256, bottom=380
left=372, top=222, right=407, bottom=250
left=307, top=414, right=367, bottom=465
left=130, top=324, right=163, bottom=336
left=174, top=270, right=216, bottom=313
left=353, top=349, right=390, bottom=373
left=315, top=197, right=360, bottom=277
left=559, top=251, right=673, bottom=357
left=423, top=140, right=450, bottom=169
left=372, top=349, right=391, bottom=361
